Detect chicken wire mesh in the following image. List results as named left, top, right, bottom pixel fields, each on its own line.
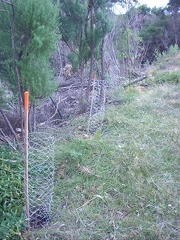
left=87, top=78, right=106, bottom=134
left=25, top=132, right=55, bottom=230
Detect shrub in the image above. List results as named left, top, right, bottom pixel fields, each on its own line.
left=0, top=146, right=24, bottom=240
left=168, top=44, right=179, bottom=56
left=153, top=71, right=180, bottom=84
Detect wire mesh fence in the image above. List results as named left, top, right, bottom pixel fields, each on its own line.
left=25, top=132, right=55, bottom=230
left=87, top=78, right=106, bottom=134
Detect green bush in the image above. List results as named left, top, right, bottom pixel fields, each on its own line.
left=151, top=71, right=180, bottom=84
left=168, top=44, right=179, bottom=56
left=154, top=44, right=180, bottom=69
left=0, top=146, right=24, bottom=240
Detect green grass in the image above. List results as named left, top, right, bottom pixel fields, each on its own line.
left=24, top=84, right=180, bottom=239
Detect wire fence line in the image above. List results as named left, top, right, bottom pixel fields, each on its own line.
left=23, top=74, right=118, bottom=231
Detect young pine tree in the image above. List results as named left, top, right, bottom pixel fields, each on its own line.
left=0, top=0, right=59, bottom=132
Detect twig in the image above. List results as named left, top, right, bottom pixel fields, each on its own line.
left=39, top=118, right=62, bottom=126
left=0, top=110, right=18, bottom=141
left=0, top=0, right=13, bottom=5
left=76, top=196, right=97, bottom=210
left=50, top=97, right=63, bottom=119
left=49, top=97, right=61, bottom=121
left=39, top=97, right=62, bottom=126
left=0, top=129, right=16, bottom=151
left=76, top=194, right=105, bottom=210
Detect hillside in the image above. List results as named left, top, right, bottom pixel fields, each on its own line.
left=22, top=54, right=180, bottom=239
left=1, top=1, right=180, bottom=238
left=1, top=51, right=180, bottom=239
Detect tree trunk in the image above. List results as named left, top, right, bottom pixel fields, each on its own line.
left=86, top=0, right=95, bottom=107
left=32, top=104, right=36, bottom=132
left=79, top=64, right=86, bottom=113
left=3, top=0, right=24, bottom=139
left=29, top=103, right=37, bottom=132
left=101, top=38, right=105, bottom=80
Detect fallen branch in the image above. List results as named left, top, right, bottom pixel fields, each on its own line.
left=123, top=75, right=147, bottom=88
left=106, top=99, right=123, bottom=105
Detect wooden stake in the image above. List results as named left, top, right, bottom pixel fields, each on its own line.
left=87, top=75, right=96, bottom=134
left=24, top=91, right=30, bottom=229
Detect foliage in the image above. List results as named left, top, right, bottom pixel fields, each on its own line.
left=0, top=0, right=59, bottom=102
left=0, top=146, right=24, bottom=240
left=0, top=81, right=10, bottom=110
left=152, top=44, right=180, bottom=70
left=139, top=17, right=168, bottom=63
left=152, top=71, right=180, bottom=84
left=147, top=44, right=180, bottom=76
left=20, top=58, right=57, bottom=101
left=60, top=0, right=112, bottom=69
left=167, top=0, right=180, bottom=12
left=113, top=4, right=146, bottom=73
left=168, top=44, right=180, bottom=55
left=140, top=21, right=164, bottom=42
left=135, top=3, right=180, bottom=63
left=60, top=0, right=90, bottom=67
left=138, top=4, right=151, bottom=14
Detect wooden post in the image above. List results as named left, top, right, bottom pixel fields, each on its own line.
left=24, top=91, right=30, bottom=229
left=87, top=75, right=96, bottom=134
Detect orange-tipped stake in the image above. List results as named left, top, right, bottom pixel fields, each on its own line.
left=24, top=91, right=29, bottom=112
left=24, top=91, right=30, bottom=230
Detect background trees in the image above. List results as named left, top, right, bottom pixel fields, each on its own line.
left=0, top=0, right=59, bottom=132
left=60, top=0, right=112, bottom=109
left=1, top=0, right=180, bottom=133
left=167, top=0, right=180, bottom=45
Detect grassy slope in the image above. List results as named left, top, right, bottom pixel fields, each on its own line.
left=24, top=51, right=180, bottom=239
left=25, top=82, right=180, bottom=240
